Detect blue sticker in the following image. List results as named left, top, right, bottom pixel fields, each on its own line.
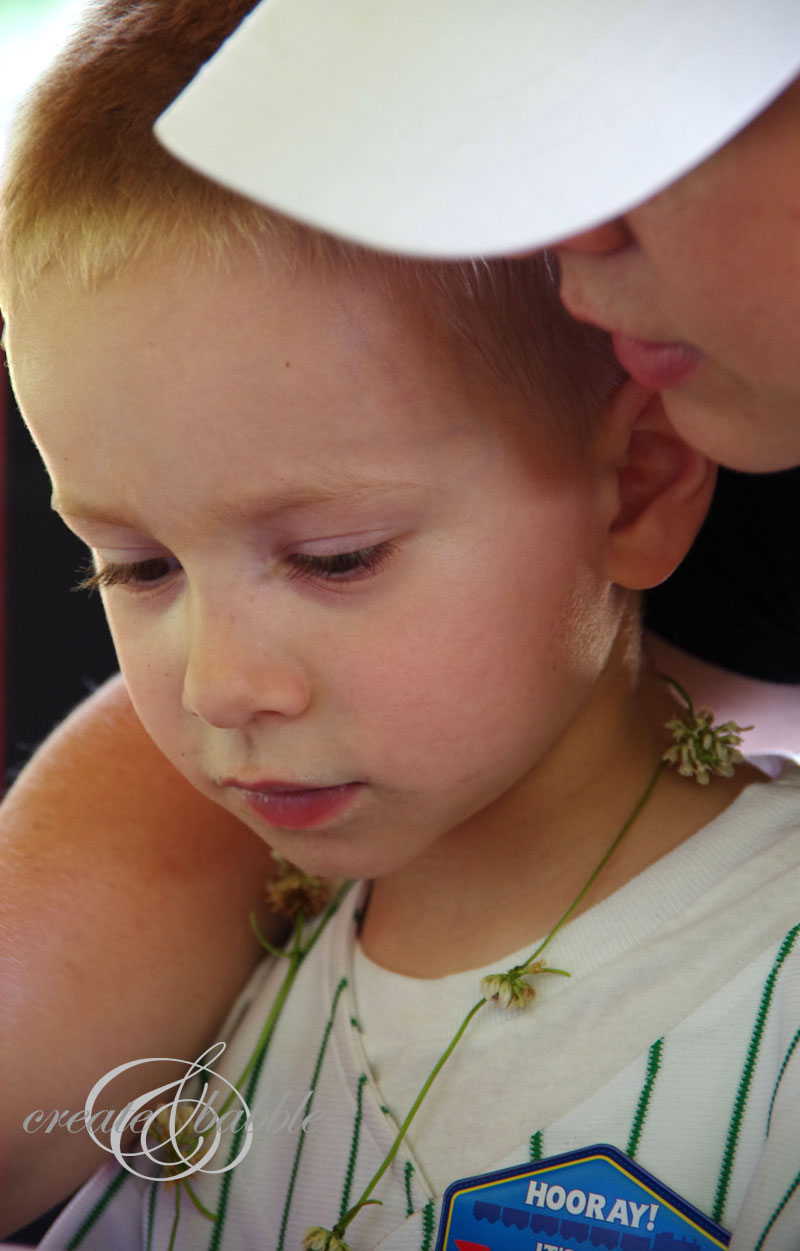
left=435, top=1144, right=729, bottom=1251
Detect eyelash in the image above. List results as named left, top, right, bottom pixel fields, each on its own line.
left=287, top=541, right=397, bottom=583
left=74, top=557, right=173, bottom=592
left=75, top=541, right=397, bottom=593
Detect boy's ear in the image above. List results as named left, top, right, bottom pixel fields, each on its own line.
left=598, top=379, right=717, bottom=590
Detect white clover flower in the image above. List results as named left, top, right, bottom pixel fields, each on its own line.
left=150, top=1105, right=202, bottom=1186
left=303, top=1228, right=351, bottom=1251
left=663, top=710, right=748, bottom=785
left=266, top=851, right=332, bottom=920
left=481, top=961, right=547, bottom=1011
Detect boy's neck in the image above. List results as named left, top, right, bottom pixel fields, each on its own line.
left=359, top=652, right=763, bottom=978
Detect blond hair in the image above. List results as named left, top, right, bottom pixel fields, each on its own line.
left=0, top=0, right=624, bottom=439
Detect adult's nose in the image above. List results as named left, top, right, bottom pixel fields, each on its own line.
left=181, top=592, right=311, bottom=728
left=557, top=218, right=633, bottom=254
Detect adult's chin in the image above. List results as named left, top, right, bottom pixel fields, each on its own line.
left=662, top=385, right=800, bottom=474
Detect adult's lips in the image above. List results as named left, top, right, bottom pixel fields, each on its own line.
left=611, top=333, right=703, bottom=390
left=557, top=272, right=702, bottom=391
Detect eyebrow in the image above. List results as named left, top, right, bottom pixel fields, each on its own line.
left=50, top=478, right=418, bottom=526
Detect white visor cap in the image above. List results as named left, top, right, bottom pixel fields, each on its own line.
left=155, top=0, right=800, bottom=259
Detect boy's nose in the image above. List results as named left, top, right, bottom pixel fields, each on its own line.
left=557, top=218, right=633, bottom=254
left=181, top=599, right=311, bottom=729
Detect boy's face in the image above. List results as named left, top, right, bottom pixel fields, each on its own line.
left=556, top=76, right=800, bottom=473
left=8, top=250, right=618, bottom=881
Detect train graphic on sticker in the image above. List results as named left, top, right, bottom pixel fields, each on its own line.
left=435, top=1145, right=730, bottom=1251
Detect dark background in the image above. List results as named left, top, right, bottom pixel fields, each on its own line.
left=3, top=366, right=117, bottom=787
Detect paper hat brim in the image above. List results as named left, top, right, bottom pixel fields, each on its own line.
left=156, top=0, right=800, bottom=258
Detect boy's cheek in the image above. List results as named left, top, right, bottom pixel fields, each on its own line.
left=103, top=619, right=187, bottom=763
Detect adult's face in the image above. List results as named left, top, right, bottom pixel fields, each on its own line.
left=556, top=77, right=800, bottom=473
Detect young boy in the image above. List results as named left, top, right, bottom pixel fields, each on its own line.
left=1, top=2, right=799, bottom=1248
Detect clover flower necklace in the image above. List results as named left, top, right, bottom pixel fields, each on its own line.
left=152, top=680, right=749, bottom=1251
left=303, top=681, right=750, bottom=1250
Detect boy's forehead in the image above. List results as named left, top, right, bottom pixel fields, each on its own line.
left=50, top=476, right=425, bottom=528
left=9, top=251, right=568, bottom=509
left=11, top=246, right=427, bottom=367
left=7, top=245, right=548, bottom=437
left=8, top=248, right=366, bottom=396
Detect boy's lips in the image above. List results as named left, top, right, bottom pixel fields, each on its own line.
left=223, top=778, right=364, bottom=830
left=610, top=333, right=703, bottom=390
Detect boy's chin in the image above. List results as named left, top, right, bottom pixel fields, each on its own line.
left=251, top=825, right=424, bottom=888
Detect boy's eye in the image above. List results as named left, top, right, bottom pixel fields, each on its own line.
left=287, top=541, right=396, bottom=583
left=74, top=556, right=178, bottom=593
left=73, top=542, right=396, bottom=593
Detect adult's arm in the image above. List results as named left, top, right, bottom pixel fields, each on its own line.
left=0, top=673, right=276, bottom=1236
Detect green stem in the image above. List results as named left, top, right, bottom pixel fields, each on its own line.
left=657, top=672, right=695, bottom=720
left=220, top=881, right=355, bottom=1118
left=166, top=1182, right=181, bottom=1251
left=150, top=880, right=356, bottom=1251
left=334, top=998, right=486, bottom=1235
left=181, top=1177, right=217, bottom=1222
left=221, top=912, right=306, bottom=1111
left=520, top=760, right=664, bottom=971
left=249, top=912, right=293, bottom=959
left=303, top=880, right=355, bottom=961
